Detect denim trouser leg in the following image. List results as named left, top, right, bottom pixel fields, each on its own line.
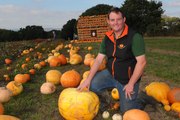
left=90, top=69, right=116, bottom=93
left=116, top=81, right=142, bottom=114
left=89, top=69, right=142, bottom=113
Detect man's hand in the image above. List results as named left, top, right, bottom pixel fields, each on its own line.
left=123, top=83, right=135, bottom=100
left=76, top=79, right=90, bottom=92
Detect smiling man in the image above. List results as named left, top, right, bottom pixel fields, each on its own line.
left=77, top=7, right=156, bottom=114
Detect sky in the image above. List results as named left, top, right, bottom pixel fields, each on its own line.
left=0, top=0, right=180, bottom=31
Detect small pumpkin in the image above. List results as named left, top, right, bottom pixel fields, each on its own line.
left=123, top=109, right=150, bottom=120
left=0, top=87, right=12, bottom=103
left=39, top=61, right=46, bottom=67
left=49, top=57, right=61, bottom=67
left=167, top=88, right=180, bottom=104
left=112, top=113, right=122, bottom=120
left=6, top=81, right=23, bottom=96
left=58, top=54, right=67, bottom=65
left=60, top=70, right=81, bottom=88
left=0, top=103, right=4, bottom=115
left=58, top=88, right=99, bottom=120
left=14, top=74, right=30, bottom=84
left=69, top=54, right=82, bottom=65
left=111, top=88, right=120, bottom=100
left=84, top=57, right=94, bottom=66
left=34, top=63, right=41, bottom=70
left=102, top=111, right=110, bottom=119
left=46, top=70, right=62, bottom=85
left=25, top=57, right=31, bottom=62
left=40, top=82, right=56, bottom=94
left=29, top=69, right=36, bottom=75
left=5, top=58, right=12, bottom=65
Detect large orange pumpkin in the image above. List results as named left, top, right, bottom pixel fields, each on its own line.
left=0, top=103, right=4, bottom=115
left=60, top=70, right=81, bottom=88
left=58, top=88, right=99, bottom=120
left=123, top=109, right=150, bottom=120
left=167, top=88, right=180, bottom=104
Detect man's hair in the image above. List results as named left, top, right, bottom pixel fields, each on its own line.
left=108, top=7, right=125, bottom=19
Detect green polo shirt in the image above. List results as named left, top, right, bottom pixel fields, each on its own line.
left=99, top=33, right=145, bottom=57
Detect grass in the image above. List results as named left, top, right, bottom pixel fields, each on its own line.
left=0, top=37, right=180, bottom=120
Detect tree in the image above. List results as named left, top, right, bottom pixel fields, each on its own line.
left=80, top=4, right=113, bottom=16
left=18, top=25, right=45, bottom=40
left=121, top=0, right=164, bottom=34
left=61, top=19, right=77, bottom=40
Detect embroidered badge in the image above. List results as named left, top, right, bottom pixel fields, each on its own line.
left=119, top=44, right=126, bottom=49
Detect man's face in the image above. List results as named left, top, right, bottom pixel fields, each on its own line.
left=107, top=12, right=126, bottom=32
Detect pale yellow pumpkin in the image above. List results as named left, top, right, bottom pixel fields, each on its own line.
left=40, top=82, right=56, bottom=94
left=6, top=81, right=23, bottom=96
left=69, top=54, right=82, bottom=65
left=46, top=70, right=62, bottom=85
left=58, top=88, right=99, bottom=120
left=123, top=109, right=150, bottom=120
left=145, top=82, right=170, bottom=105
left=0, top=87, right=12, bottom=103
left=0, top=115, right=20, bottom=120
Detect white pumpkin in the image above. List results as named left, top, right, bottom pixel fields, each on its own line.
left=112, top=113, right=122, bottom=120
left=102, top=111, right=110, bottom=119
left=0, top=87, right=12, bottom=103
left=40, top=82, right=56, bottom=94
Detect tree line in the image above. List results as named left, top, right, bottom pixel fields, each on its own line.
left=0, top=0, right=180, bottom=42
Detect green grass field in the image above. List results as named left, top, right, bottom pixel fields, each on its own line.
left=0, top=37, right=179, bottom=120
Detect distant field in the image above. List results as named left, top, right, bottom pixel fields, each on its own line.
left=0, top=37, right=179, bottom=120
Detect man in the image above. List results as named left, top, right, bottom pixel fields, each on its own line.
left=77, top=7, right=155, bottom=114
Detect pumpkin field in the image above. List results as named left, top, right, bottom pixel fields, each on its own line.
left=0, top=37, right=180, bottom=120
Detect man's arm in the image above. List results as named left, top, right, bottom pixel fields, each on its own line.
left=123, top=55, right=147, bottom=99
left=77, top=53, right=105, bottom=91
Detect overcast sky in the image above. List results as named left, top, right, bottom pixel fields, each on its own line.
left=0, top=0, right=179, bottom=31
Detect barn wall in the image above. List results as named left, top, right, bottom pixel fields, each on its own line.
left=77, top=15, right=110, bottom=41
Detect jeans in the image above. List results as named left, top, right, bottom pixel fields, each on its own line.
left=89, top=69, right=143, bottom=113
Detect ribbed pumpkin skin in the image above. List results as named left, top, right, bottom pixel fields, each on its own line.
left=58, top=88, right=99, bottom=120
left=145, top=82, right=170, bottom=105
left=6, top=81, right=23, bottom=96
left=123, top=109, right=150, bottom=120
left=46, top=70, right=62, bottom=85
left=60, top=70, right=81, bottom=88
left=167, top=88, right=180, bottom=104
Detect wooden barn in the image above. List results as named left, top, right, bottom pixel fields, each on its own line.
left=77, top=14, right=110, bottom=42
